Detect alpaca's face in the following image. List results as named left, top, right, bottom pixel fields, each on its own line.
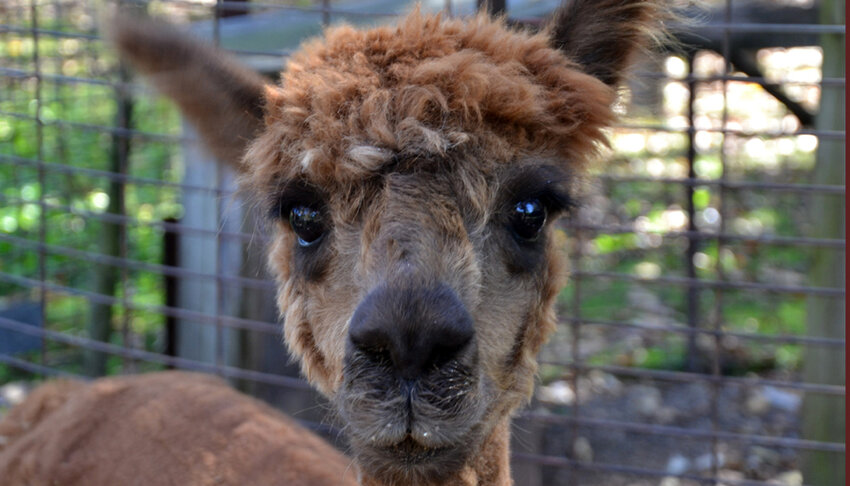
left=111, top=1, right=663, bottom=483
left=241, top=13, right=615, bottom=484
left=263, top=156, right=572, bottom=483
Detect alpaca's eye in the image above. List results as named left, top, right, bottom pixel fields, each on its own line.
left=289, top=206, right=325, bottom=247
left=510, top=199, right=547, bottom=241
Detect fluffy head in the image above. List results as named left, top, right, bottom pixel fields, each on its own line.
left=247, top=10, right=616, bottom=189
left=245, top=7, right=616, bottom=395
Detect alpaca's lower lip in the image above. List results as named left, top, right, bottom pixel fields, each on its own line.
left=353, top=435, right=471, bottom=483
left=376, top=437, right=452, bottom=465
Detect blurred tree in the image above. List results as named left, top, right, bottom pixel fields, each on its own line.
left=218, top=0, right=249, bottom=19
left=86, top=65, right=132, bottom=376
left=675, top=0, right=822, bottom=127
left=802, top=0, right=845, bottom=484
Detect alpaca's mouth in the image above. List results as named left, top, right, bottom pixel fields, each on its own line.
left=336, top=349, right=491, bottom=481
left=343, top=414, right=483, bottom=483
left=377, top=437, right=452, bottom=465
left=353, top=432, right=476, bottom=483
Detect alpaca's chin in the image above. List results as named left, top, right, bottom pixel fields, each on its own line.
left=353, top=434, right=476, bottom=484
left=338, top=401, right=489, bottom=483
left=335, top=368, right=492, bottom=484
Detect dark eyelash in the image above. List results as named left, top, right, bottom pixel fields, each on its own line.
left=527, top=186, right=575, bottom=214
left=505, top=166, right=576, bottom=215
left=267, top=182, right=324, bottom=220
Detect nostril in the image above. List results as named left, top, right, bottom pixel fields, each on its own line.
left=348, top=327, right=385, bottom=353
left=348, top=325, right=394, bottom=367
left=426, top=323, right=473, bottom=370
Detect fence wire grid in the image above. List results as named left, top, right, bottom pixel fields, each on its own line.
left=0, top=0, right=845, bottom=485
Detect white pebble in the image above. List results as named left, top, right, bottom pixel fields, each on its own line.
left=666, top=454, right=689, bottom=475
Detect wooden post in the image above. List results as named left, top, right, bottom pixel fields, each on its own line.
left=86, top=65, right=132, bottom=376
left=802, top=1, right=845, bottom=483
left=477, top=0, right=506, bottom=16
left=163, top=217, right=179, bottom=365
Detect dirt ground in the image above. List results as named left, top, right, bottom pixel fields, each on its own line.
left=533, top=372, right=805, bottom=486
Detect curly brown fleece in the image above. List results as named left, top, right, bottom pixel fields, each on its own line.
left=248, top=10, right=615, bottom=191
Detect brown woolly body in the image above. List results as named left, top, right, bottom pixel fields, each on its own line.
left=0, top=2, right=670, bottom=485
left=0, top=372, right=357, bottom=486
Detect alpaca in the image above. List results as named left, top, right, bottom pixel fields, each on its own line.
left=0, top=1, right=669, bottom=485
left=0, top=372, right=358, bottom=485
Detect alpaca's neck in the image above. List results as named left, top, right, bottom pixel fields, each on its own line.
left=358, top=419, right=512, bottom=486
left=463, top=419, right=513, bottom=486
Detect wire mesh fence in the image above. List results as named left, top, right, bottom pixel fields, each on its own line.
left=0, top=0, right=844, bottom=485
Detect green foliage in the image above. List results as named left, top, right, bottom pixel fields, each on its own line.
left=0, top=363, right=32, bottom=384
left=1, top=4, right=182, bottom=379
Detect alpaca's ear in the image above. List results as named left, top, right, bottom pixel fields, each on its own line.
left=106, top=12, right=275, bottom=168
left=548, top=0, right=667, bottom=86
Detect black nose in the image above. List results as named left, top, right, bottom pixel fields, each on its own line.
left=348, top=283, right=475, bottom=381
